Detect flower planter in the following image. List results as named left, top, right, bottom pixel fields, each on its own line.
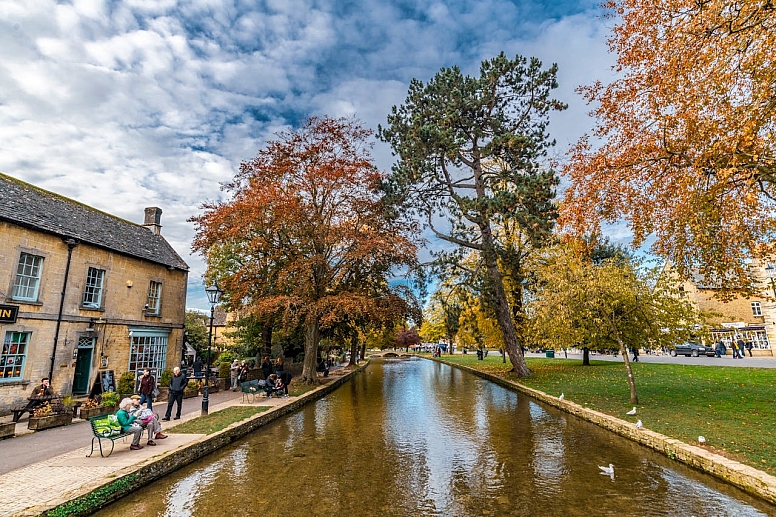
left=183, top=388, right=199, bottom=399
left=0, top=421, right=15, bottom=440
left=28, top=413, right=73, bottom=431
left=79, top=405, right=116, bottom=420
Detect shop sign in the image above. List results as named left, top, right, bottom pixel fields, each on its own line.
left=0, top=305, right=18, bottom=324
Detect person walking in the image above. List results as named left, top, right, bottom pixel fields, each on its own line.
left=745, top=341, right=753, bottom=357
left=192, top=358, right=204, bottom=381
left=631, top=346, right=640, bottom=362
left=138, top=368, right=156, bottom=410
left=735, top=338, right=745, bottom=359
left=238, top=360, right=249, bottom=384
left=230, top=359, right=240, bottom=391
left=162, top=367, right=186, bottom=421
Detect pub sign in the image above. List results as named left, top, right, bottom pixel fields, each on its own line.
left=0, top=305, right=18, bottom=324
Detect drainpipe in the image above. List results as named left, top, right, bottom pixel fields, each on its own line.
left=49, top=238, right=79, bottom=382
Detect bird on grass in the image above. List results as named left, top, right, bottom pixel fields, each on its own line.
left=626, top=407, right=637, bottom=415
left=598, top=464, right=615, bottom=478
left=559, top=393, right=565, bottom=401
left=698, top=436, right=706, bottom=444
left=635, top=419, right=643, bottom=429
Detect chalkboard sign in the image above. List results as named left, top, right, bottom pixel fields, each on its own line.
left=88, top=370, right=116, bottom=398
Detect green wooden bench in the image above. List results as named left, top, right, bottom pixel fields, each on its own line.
left=87, top=415, right=134, bottom=458
left=240, top=379, right=265, bottom=402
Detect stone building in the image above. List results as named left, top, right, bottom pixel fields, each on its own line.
left=0, top=173, right=189, bottom=412
left=667, top=264, right=773, bottom=356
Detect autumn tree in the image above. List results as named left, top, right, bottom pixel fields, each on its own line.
left=191, top=116, right=419, bottom=384
left=379, top=53, right=566, bottom=377
left=184, top=311, right=209, bottom=358
left=528, top=245, right=705, bottom=404
left=562, top=1, right=776, bottom=294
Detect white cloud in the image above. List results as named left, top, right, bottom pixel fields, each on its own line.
left=0, top=0, right=619, bottom=308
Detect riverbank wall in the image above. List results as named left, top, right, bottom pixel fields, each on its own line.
left=438, top=358, right=776, bottom=506
left=37, top=365, right=367, bottom=517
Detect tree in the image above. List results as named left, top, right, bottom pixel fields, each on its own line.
left=191, top=116, right=419, bottom=384
left=562, top=0, right=776, bottom=295
left=528, top=245, right=706, bottom=403
left=184, top=311, right=209, bottom=358
left=379, top=53, right=566, bottom=377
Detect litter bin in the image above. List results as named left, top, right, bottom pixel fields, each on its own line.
left=545, top=350, right=555, bottom=358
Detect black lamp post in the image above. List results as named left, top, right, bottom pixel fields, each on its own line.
left=201, top=284, right=223, bottom=416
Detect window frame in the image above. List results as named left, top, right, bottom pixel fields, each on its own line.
left=12, top=252, right=44, bottom=302
left=1, top=331, right=29, bottom=381
left=751, top=301, right=763, bottom=317
left=82, top=267, right=106, bottom=309
left=146, top=281, right=162, bottom=315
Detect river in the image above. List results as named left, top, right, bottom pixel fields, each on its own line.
left=95, top=357, right=773, bottom=516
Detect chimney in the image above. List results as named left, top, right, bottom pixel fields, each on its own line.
left=143, top=207, right=163, bottom=235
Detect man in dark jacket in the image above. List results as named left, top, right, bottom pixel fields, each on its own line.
left=162, top=367, right=187, bottom=421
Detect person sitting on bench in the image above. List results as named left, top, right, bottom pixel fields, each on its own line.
left=14, top=377, right=54, bottom=421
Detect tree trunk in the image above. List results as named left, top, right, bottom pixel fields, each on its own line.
left=301, top=316, right=320, bottom=384
left=479, top=224, right=531, bottom=377
left=348, top=331, right=359, bottom=367
left=613, top=335, right=638, bottom=404
left=262, top=322, right=273, bottom=359
left=582, top=347, right=590, bottom=366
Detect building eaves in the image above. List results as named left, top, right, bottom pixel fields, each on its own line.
left=0, top=173, right=189, bottom=271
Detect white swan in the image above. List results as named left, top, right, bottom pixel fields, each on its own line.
left=626, top=406, right=637, bottom=415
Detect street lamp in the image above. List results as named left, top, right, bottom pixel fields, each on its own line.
left=201, top=283, right=223, bottom=416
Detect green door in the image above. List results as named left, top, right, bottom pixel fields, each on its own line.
left=73, top=348, right=93, bottom=394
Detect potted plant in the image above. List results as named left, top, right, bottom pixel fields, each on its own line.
left=157, top=369, right=172, bottom=402
left=28, top=400, right=73, bottom=431
left=117, top=371, right=135, bottom=397
left=183, top=380, right=199, bottom=398
left=99, top=391, right=121, bottom=414
left=62, top=395, right=80, bottom=419
left=79, top=394, right=116, bottom=419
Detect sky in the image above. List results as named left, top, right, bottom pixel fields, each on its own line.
left=0, top=0, right=619, bottom=310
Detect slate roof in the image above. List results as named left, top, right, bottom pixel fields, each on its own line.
left=0, top=173, right=189, bottom=271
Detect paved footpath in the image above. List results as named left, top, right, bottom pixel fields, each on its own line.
left=0, top=386, right=302, bottom=516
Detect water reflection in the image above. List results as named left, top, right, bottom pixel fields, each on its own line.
left=96, top=358, right=773, bottom=516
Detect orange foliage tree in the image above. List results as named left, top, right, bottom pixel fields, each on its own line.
left=562, top=0, right=776, bottom=293
left=191, top=116, right=420, bottom=383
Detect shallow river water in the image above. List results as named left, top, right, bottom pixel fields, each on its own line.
left=96, top=357, right=774, bottom=516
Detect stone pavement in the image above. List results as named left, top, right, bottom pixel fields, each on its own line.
left=0, top=385, right=303, bottom=516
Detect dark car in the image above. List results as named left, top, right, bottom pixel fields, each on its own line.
left=670, top=342, right=715, bottom=357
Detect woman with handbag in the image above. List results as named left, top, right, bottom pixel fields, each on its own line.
left=138, top=369, right=156, bottom=410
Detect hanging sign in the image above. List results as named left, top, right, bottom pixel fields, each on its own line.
left=0, top=305, right=18, bottom=324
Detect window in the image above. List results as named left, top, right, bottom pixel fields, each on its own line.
left=146, top=281, right=162, bottom=315
left=82, top=267, right=105, bottom=309
left=751, top=302, right=762, bottom=317
left=13, top=253, right=43, bottom=301
left=1, top=332, right=29, bottom=380
left=128, top=333, right=168, bottom=373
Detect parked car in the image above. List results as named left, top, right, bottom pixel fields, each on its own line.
left=670, top=342, right=715, bottom=357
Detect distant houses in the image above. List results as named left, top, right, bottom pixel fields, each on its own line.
left=666, top=264, right=774, bottom=355
left=0, top=173, right=188, bottom=412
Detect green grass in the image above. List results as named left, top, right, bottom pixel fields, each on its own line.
left=171, top=406, right=271, bottom=434
left=435, top=354, right=776, bottom=473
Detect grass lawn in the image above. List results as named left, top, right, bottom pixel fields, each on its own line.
left=171, top=406, right=271, bottom=434
left=434, top=353, right=776, bottom=473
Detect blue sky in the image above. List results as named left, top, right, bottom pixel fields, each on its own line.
left=0, top=0, right=618, bottom=310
